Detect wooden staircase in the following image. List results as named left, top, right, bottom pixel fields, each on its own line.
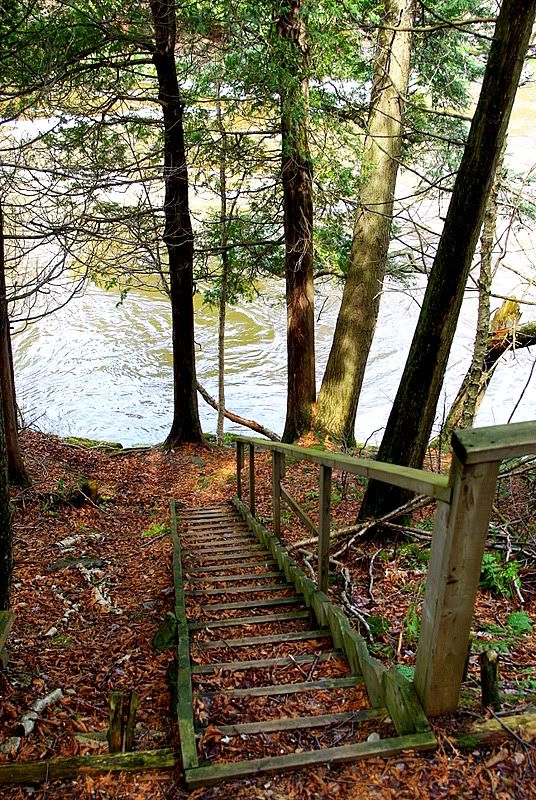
left=171, top=500, right=436, bottom=788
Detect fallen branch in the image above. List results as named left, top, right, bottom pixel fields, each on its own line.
left=196, top=381, right=280, bottom=441
left=455, top=706, right=536, bottom=749
left=0, top=748, right=177, bottom=785
left=16, top=688, right=64, bottom=737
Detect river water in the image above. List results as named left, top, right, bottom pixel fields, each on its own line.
left=10, top=85, right=536, bottom=447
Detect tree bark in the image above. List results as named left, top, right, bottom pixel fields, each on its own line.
left=359, top=0, right=536, bottom=520
left=444, top=146, right=505, bottom=438
left=315, top=0, right=414, bottom=444
left=0, top=199, right=29, bottom=487
left=150, top=0, right=203, bottom=447
left=0, top=381, right=13, bottom=610
left=216, top=78, right=228, bottom=446
left=278, top=0, right=316, bottom=444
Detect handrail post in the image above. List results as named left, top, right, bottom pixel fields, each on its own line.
left=236, top=441, right=244, bottom=500
left=414, top=445, right=500, bottom=716
left=249, top=444, right=255, bottom=516
left=272, top=451, right=284, bottom=538
left=317, top=465, right=332, bottom=595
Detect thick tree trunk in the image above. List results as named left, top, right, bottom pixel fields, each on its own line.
left=150, top=0, right=203, bottom=447
left=315, top=0, right=414, bottom=444
left=359, top=0, right=536, bottom=520
left=278, top=0, right=316, bottom=444
left=0, top=198, right=29, bottom=487
left=216, top=80, right=228, bottom=446
left=444, top=150, right=504, bottom=438
left=0, top=382, right=13, bottom=610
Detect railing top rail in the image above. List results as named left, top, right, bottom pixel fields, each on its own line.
left=234, top=436, right=451, bottom=503
left=452, top=421, right=536, bottom=465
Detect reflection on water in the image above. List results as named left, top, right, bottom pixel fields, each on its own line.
left=12, top=276, right=535, bottom=447
left=10, top=82, right=536, bottom=446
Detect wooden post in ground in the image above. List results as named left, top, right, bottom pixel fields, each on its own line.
left=272, top=452, right=284, bottom=538
left=414, top=422, right=536, bottom=716
left=249, top=444, right=255, bottom=516
left=317, top=465, right=332, bottom=594
left=236, top=441, right=244, bottom=499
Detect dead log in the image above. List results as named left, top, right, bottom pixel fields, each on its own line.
left=196, top=381, right=280, bottom=441
left=456, top=706, right=536, bottom=748
left=0, top=748, right=177, bottom=785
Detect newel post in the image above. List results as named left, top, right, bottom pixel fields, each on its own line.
left=236, top=441, right=244, bottom=500
left=414, top=431, right=500, bottom=716
left=317, top=465, right=332, bottom=594
left=272, top=451, right=285, bottom=538
left=249, top=444, right=255, bottom=516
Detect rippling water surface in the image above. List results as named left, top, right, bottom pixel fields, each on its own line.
left=10, top=83, right=536, bottom=446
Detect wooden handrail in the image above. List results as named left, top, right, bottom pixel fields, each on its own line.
left=235, top=420, right=536, bottom=718
left=234, top=436, right=451, bottom=503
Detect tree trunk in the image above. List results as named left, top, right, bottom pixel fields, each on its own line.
left=278, top=0, right=316, bottom=444
left=150, top=0, right=203, bottom=447
left=315, top=0, right=414, bottom=444
left=359, top=0, right=536, bottom=520
left=216, top=79, right=228, bottom=446
left=0, top=198, right=29, bottom=487
left=0, top=381, right=13, bottom=610
left=444, top=146, right=505, bottom=439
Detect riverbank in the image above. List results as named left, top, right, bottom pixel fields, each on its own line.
left=0, top=430, right=534, bottom=798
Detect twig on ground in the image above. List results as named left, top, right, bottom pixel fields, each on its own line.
left=368, top=548, right=382, bottom=603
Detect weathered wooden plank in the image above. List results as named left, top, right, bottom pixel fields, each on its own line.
left=280, top=485, right=317, bottom=535
left=187, top=571, right=283, bottom=584
left=317, top=465, right=332, bottom=594
left=177, top=623, right=199, bottom=770
left=452, top=421, right=536, bottom=465
left=185, top=560, right=277, bottom=574
left=414, top=455, right=500, bottom=716
left=236, top=441, right=244, bottom=499
left=188, top=610, right=309, bottom=630
left=249, top=443, right=256, bottom=516
left=196, top=629, right=331, bottom=649
left=233, top=436, right=451, bottom=502
left=311, top=591, right=330, bottom=627
left=0, top=749, right=178, bottom=785
left=182, top=545, right=265, bottom=559
left=184, top=732, right=437, bottom=787
left=343, top=629, right=368, bottom=677
left=186, top=583, right=293, bottom=597
left=326, top=605, right=351, bottom=651
left=382, top=668, right=430, bottom=735
left=198, top=676, right=362, bottom=699
left=272, top=451, right=285, bottom=538
left=360, top=653, right=387, bottom=708
left=202, top=595, right=303, bottom=612
left=191, top=651, right=341, bottom=674
left=107, top=692, right=124, bottom=753
left=197, top=708, right=387, bottom=737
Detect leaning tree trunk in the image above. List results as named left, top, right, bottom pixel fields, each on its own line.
left=278, top=0, right=316, bottom=444
left=315, top=0, right=414, bottom=444
left=0, top=382, right=13, bottom=610
left=150, top=0, right=203, bottom=447
left=443, top=146, right=505, bottom=440
left=359, top=0, right=536, bottom=521
left=0, top=198, right=29, bottom=486
left=216, top=78, right=229, bottom=446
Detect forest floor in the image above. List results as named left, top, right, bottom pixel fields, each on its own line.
left=0, top=429, right=534, bottom=799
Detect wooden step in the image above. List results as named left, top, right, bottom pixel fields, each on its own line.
left=197, top=675, right=362, bottom=699
left=202, top=596, right=304, bottom=612
left=196, top=629, right=331, bottom=650
left=185, top=560, right=277, bottom=575
left=188, top=610, right=309, bottom=630
left=191, top=651, right=341, bottom=674
left=185, top=732, right=437, bottom=787
left=196, top=708, right=387, bottom=736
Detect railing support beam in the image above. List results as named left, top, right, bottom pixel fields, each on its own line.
left=318, top=465, right=332, bottom=595
left=249, top=444, right=255, bottom=516
left=414, top=451, right=500, bottom=716
left=272, top=452, right=285, bottom=539
left=236, top=442, right=244, bottom=500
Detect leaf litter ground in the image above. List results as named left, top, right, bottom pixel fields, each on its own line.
left=0, top=430, right=534, bottom=798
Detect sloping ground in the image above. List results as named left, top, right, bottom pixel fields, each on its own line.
left=0, top=429, right=534, bottom=798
